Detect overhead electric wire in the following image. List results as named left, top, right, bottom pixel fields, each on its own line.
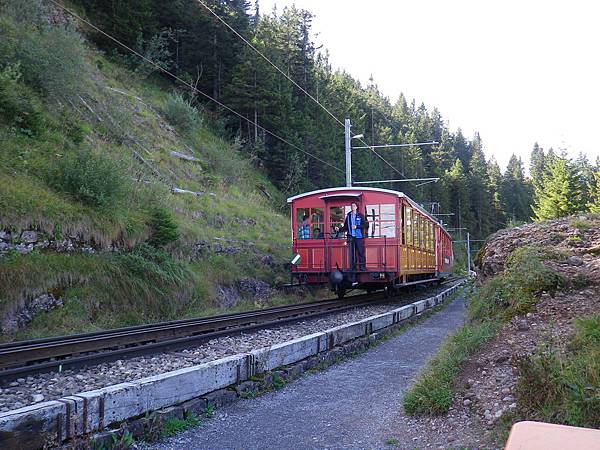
left=197, top=0, right=405, bottom=177
left=47, top=0, right=344, bottom=175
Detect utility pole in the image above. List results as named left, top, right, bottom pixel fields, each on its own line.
left=345, top=118, right=352, bottom=187
left=466, top=231, right=471, bottom=274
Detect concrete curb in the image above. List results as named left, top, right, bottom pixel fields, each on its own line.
left=0, top=281, right=465, bottom=449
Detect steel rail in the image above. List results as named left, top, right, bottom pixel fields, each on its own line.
left=0, top=294, right=385, bottom=382
left=0, top=278, right=460, bottom=383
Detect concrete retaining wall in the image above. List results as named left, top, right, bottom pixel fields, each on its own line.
left=0, top=281, right=464, bottom=449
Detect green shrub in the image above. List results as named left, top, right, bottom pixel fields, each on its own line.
left=570, top=217, right=592, bottom=232
left=48, top=147, right=125, bottom=207
left=148, top=208, right=180, bottom=247
left=163, top=92, right=200, bottom=131
left=469, top=246, right=564, bottom=322
left=516, top=315, right=600, bottom=428
left=1, top=0, right=92, bottom=103
left=0, top=63, right=44, bottom=134
left=124, top=29, right=176, bottom=77
left=403, top=322, right=497, bottom=415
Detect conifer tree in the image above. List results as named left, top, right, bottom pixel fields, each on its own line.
left=588, top=170, right=600, bottom=214
left=443, top=159, right=473, bottom=231
left=468, top=137, right=492, bottom=237
left=487, top=157, right=506, bottom=227
left=500, top=155, right=532, bottom=224
left=530, top=142, right=545, bottom=190
left=532, top=156, right=583, bottom=221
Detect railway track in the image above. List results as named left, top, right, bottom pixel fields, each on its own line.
left=0, top=278, right=460, bottom=383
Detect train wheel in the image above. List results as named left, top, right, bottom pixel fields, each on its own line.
left=384, top=284, right=392, bottom=298
left=386, top=283, right=400, bottom=298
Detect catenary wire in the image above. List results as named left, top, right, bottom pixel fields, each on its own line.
left=47, top=0, right=345, bottom=175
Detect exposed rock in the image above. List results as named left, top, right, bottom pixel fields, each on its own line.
left=216, top=285, right=242, bottom=308
left=0, top=231, right=10, bottom=241
left=170, top=150, right=202, bottom=162
left=21, top=230, right=38, bottom=244
left=477, top=215, right=600, bottom=285
left=1, top=293, right=64, bottom=334
left=515, top=319, right=529, bottom=331
left=567, top=255, right=584, bottom=266
left=260, top=254, right=275, bottom=265
left=15, top=243, right=34, bottom=255
left=238, top=278, right=272, bottom=300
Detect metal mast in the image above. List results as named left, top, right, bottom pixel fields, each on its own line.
left=344, top=118, right=352, bottom=187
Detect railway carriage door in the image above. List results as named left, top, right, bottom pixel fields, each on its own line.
left=326, top=202, right=352, bottom=271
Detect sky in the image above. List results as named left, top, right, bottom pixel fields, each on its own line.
left=258, top=0, right=600, bottom=171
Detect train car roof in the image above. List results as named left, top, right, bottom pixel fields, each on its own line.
left=287, top=186, right=449, bottom=234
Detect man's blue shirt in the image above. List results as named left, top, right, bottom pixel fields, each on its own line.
left=350, top=213, right=363, bottom=239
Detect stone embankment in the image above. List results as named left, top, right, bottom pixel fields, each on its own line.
left=0, top=230, right=95, bottom=257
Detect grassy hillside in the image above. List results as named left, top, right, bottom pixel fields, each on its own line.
left=0, top=1, right=303, bottom=341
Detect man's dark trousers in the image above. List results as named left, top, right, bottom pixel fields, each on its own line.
left=348, top=236, right=366, bottom=271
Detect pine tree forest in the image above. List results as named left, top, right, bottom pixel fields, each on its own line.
left=71, top=0, right=600, bottom=239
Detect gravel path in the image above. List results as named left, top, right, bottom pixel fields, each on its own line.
left=0, top=284, right=458, bottom=412
left=144, top=291, right=469, bottom=450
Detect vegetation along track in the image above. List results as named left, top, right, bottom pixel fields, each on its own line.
left=0, top=278, right=460, bottom=383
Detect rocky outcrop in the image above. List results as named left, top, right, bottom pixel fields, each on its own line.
left=0, top=229, right=97, bottom=257
left=1, top=293, right=64, bottom=334
left=215, top=278, right=273, bottom=308
left=476, top=215, right=600, bottom=283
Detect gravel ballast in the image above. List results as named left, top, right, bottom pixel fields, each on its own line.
left=0, top=283, right=458, bottom=412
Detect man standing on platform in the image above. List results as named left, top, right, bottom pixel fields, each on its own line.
left=341, top=202, right=368, bottom=271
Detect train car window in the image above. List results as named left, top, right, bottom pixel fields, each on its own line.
left=380, top=204, right=396, bottom=238
left=329, top=206, right=345, bottom=238
left=296, top=208, right=310, bottom=240
left=428, top=222, right=433, bottom=250
left=366, top=205, right=380, bottom=238
left=311, top=208, right=324, bottom=239
left=415, top=214, right=421, bottom=248
left=405, top=207, right=413, bottom=245
left=364, top=204, right=395, bottom=238
left=401, top=205, right=405, bottom=245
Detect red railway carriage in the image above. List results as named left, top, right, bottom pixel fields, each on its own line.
left=287, top=187, right=453, bottom=297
